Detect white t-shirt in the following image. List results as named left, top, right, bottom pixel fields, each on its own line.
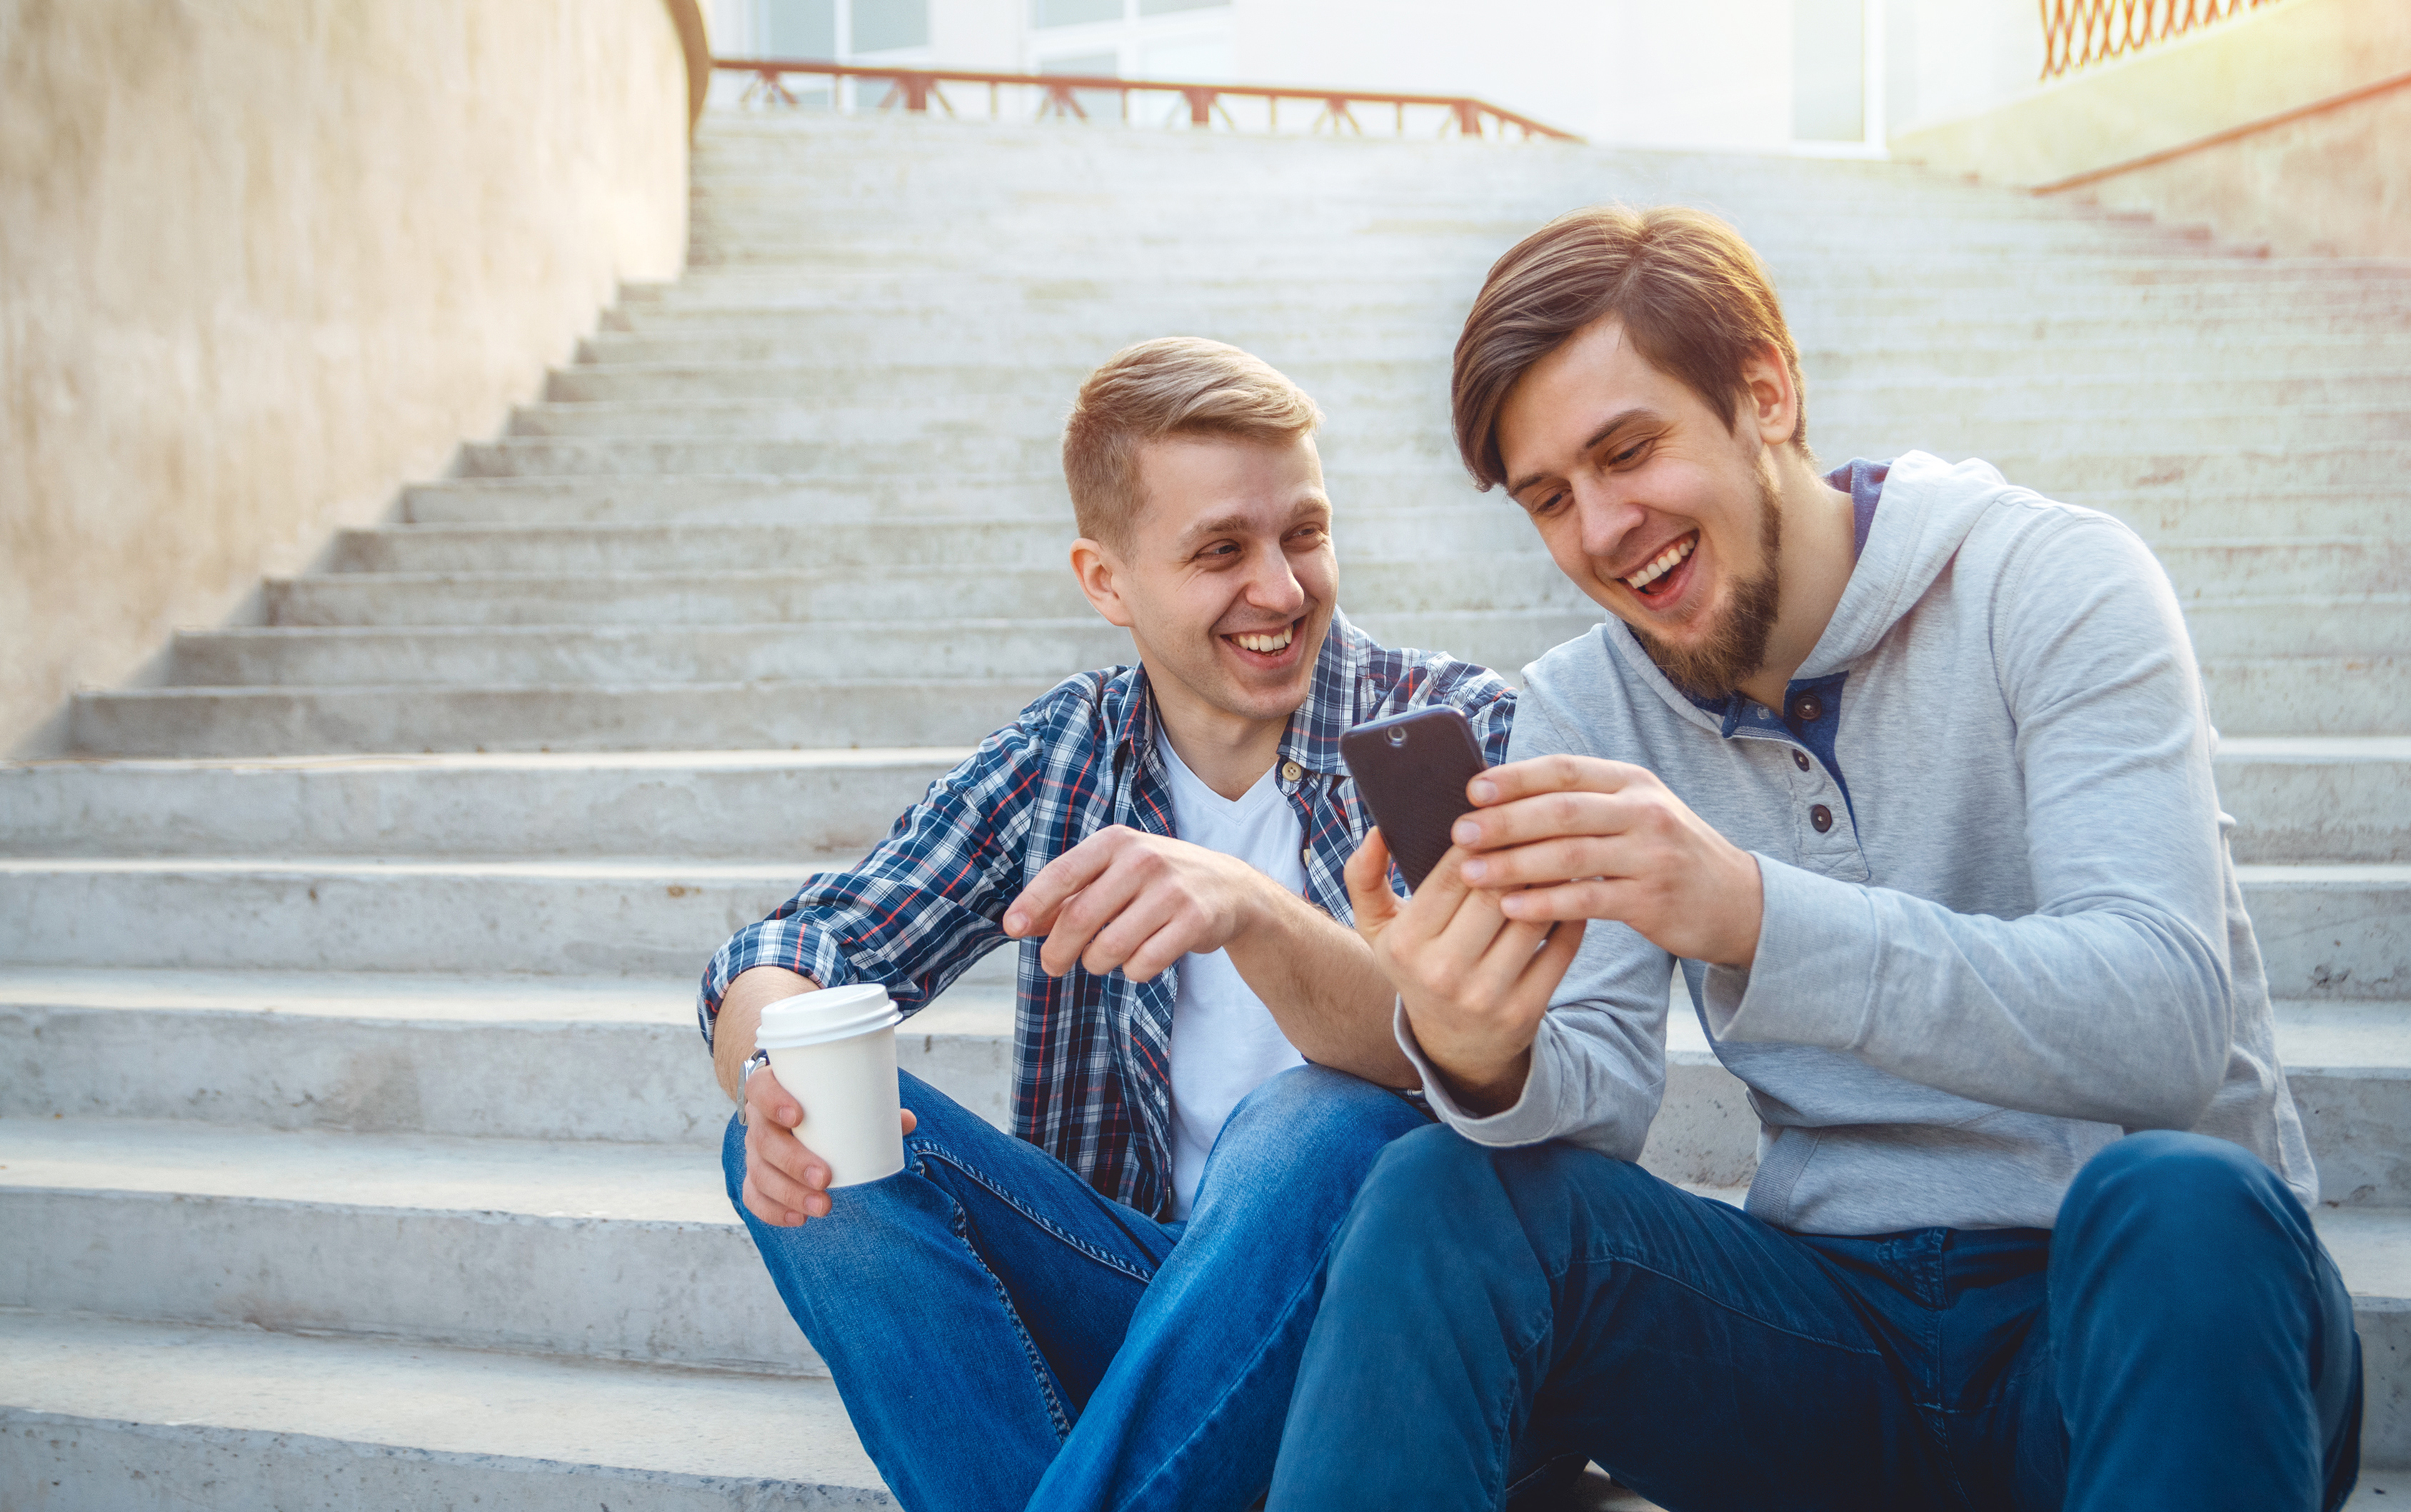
left=1157, top=737, right=1309, bottom=1219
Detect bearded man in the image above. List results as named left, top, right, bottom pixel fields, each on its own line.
left=1264, top=207, right=2362, bottom=1512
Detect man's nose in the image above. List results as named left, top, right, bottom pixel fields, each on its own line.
left=1573, top=479, right=1648, bottom=564
left=1243, top=547, right=1308, bottom=613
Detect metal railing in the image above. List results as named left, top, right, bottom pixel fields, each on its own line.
left=715, top=57, right=1580, bottom=142
left=2038, top=0, right=2283, bottom=79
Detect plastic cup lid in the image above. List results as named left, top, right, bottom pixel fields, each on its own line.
left=753, top=983, right=901, bottom=1050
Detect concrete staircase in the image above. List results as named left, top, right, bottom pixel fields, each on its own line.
left=2, top=109, right=2405, bottom=1506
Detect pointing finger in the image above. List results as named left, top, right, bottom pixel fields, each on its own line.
left=1006, top=828, right=1126, bottom=936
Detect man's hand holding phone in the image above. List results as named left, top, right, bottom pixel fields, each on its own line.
left=1342, top=828, right=1585, bottom=1116
left=1453, top=754, right=1765, bottom=969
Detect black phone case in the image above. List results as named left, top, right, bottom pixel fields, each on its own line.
left=1338, top=706, right=1488, bottom=891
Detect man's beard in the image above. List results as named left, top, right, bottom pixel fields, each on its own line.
left=1628, top=471, right=1783, bottom=701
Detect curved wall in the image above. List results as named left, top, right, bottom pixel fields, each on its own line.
left=1890, top=0, right=2411, bottom=258
left=0, top=0, right=697, bottom=752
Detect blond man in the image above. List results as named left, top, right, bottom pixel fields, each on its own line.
left=701, top=339, right=1515, bottom=1512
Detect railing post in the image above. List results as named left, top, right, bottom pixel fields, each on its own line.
left=901, top=73, right=932, bottom=112
left=1453, top=99, right=1481, bottom=137
left=1184, top=87, right=1215, bottom=127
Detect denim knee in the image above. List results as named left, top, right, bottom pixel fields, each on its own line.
left=2058, top=1130, right=2311, bottom=1278
left=2063, top=1131, right=2294, bottom=1231
left=1343, top=1123, right=1509, bottom=1238
left=1219, top=1065, right=1423, bottom=1164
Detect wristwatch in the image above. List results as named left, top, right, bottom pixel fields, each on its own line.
left=738, top=1048, right=771, bottom=1124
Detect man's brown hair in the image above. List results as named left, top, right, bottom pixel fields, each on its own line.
left=1450, top=205, right=1808, bottom=491
left=1063, top=337, right=1324, bottom=546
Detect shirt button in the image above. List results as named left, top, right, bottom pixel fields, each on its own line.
left=1789, top=693, right=1825, bottom=724
left=1792, top=750, right=1811, bottom=771
left=1280, top=761, right=1303, bottom=783
left=1810, top=803, right=1834, bottom=833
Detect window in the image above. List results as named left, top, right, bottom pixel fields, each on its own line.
left=1033, top=0, right=1121, bottom=26
left=1792, top=0, right=1867, bottom=141
left=762, top=0, right=834, bottom=56
left=851, top=0, right=928, bottom=54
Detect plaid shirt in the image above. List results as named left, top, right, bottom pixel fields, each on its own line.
left=698, top=611, right=1517, bottom=1218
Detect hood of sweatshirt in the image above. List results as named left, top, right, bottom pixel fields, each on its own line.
left=1606, top=450, right=2027, bottom=727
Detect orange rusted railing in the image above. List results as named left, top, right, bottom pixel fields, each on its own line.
left=716, top=57, right=1580, bottom=142
left=2039, top=0, right=2283, bottom=79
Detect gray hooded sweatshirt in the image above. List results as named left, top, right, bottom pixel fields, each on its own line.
left=1399, top=450, right=2315, bottom=1235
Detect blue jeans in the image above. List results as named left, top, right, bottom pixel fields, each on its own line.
left=1267, top=1128, right=2363, bottom=1512
left=724, top=1064, right=1428, bottom=1512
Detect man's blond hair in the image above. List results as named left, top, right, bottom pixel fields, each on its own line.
left=1062, top=338, right=1324, bottom=546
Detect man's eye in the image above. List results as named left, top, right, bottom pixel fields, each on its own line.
left=1609, top=439, right=1651, bottom=468
left=1528, top=492, right=1568, bottom=517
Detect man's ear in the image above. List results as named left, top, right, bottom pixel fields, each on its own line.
left=1070, top=538, right=1136, bottom=629
left=1738, top=341, right=1800, bottom=449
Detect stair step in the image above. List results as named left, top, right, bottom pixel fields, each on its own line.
left=66, top=654, right=2407, bottom=750
left=578, top=324, right=2411, bottom=369
left=5, top=738, right=2397, bottom=864
left=2184, top=597, right=2411, bottom=659
left=164, top=614, right=1604, bottom=691
left=0, top=856, right=1040, bottom=976
left=2235, top=864, right=2411, bottom=1001
left=168, top=620, right=1143, bottom=688
left=2, top=967, right=2401, bottom=1198
left=1, top=1208, right=2402, bottom=1496
left=66, top=678, right=1052, bottom=757
left=0, top=968, right=1012, bottom=1142
left=2201, top=659, right=2411, bottom=737
left=394, top=471, right=2400, bottom=542
left=251, top=579, right=2411, bottom=668
left=0, top=748, right=966, bottom=858
left=597, top=299, right=2411, bottom=340
left=2216, top=737, right=2411, bottom=863
left=317, top=521, right=2405, bottom=601
left=497, top=394, right=2411, bottom=458
left=0, top=1310, right=886, bottom=1508
left=0, top=1116, right=821, bottom=1374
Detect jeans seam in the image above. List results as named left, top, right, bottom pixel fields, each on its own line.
left=1102, top=1184, right=1358, bottom=1512
left=1562, top=1248, right=1887, bottom=1360
left=1494, top=1301, right=1558, bottom=1501
left=930, top=1149, right=1077, bottom=1442
left=911, top=1133, right=1161, bottom=1285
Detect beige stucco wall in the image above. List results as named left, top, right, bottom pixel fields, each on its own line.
left=1890, top=0, right=2411, bottom=256
left=0, top=0, right=695, bottom=753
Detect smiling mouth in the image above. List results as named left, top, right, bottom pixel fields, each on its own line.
left=1228, top=624, right=1296, bottom=654
left=1623, top=532, right=1698, bottom=599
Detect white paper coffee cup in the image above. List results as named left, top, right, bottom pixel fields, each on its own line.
left=754, top=984, right=906, bottom=1188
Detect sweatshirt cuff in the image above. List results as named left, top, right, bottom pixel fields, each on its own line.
left=1393, top=998, right=1563, bottom=1147
left=1703, top=854, right=1877, bottom=1050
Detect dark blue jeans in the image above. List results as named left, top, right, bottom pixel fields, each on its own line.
left=1267, top=1128, right=2362, bottom=1511
left=725, top=1064, right=1428, bottom=1512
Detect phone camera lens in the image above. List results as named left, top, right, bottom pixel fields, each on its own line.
left=1385, top=728, right=1407, bottom=747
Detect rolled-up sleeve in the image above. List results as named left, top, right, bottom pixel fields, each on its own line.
left=695, top=719, right=1048, bottom=1048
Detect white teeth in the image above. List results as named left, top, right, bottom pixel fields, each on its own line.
left=1624, top=534, right=1697, bottom=591
left=1233, top=628, right=1294, bottom=654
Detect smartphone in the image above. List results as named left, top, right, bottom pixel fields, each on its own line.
left=1338, top=706, right=1490, bottom=891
